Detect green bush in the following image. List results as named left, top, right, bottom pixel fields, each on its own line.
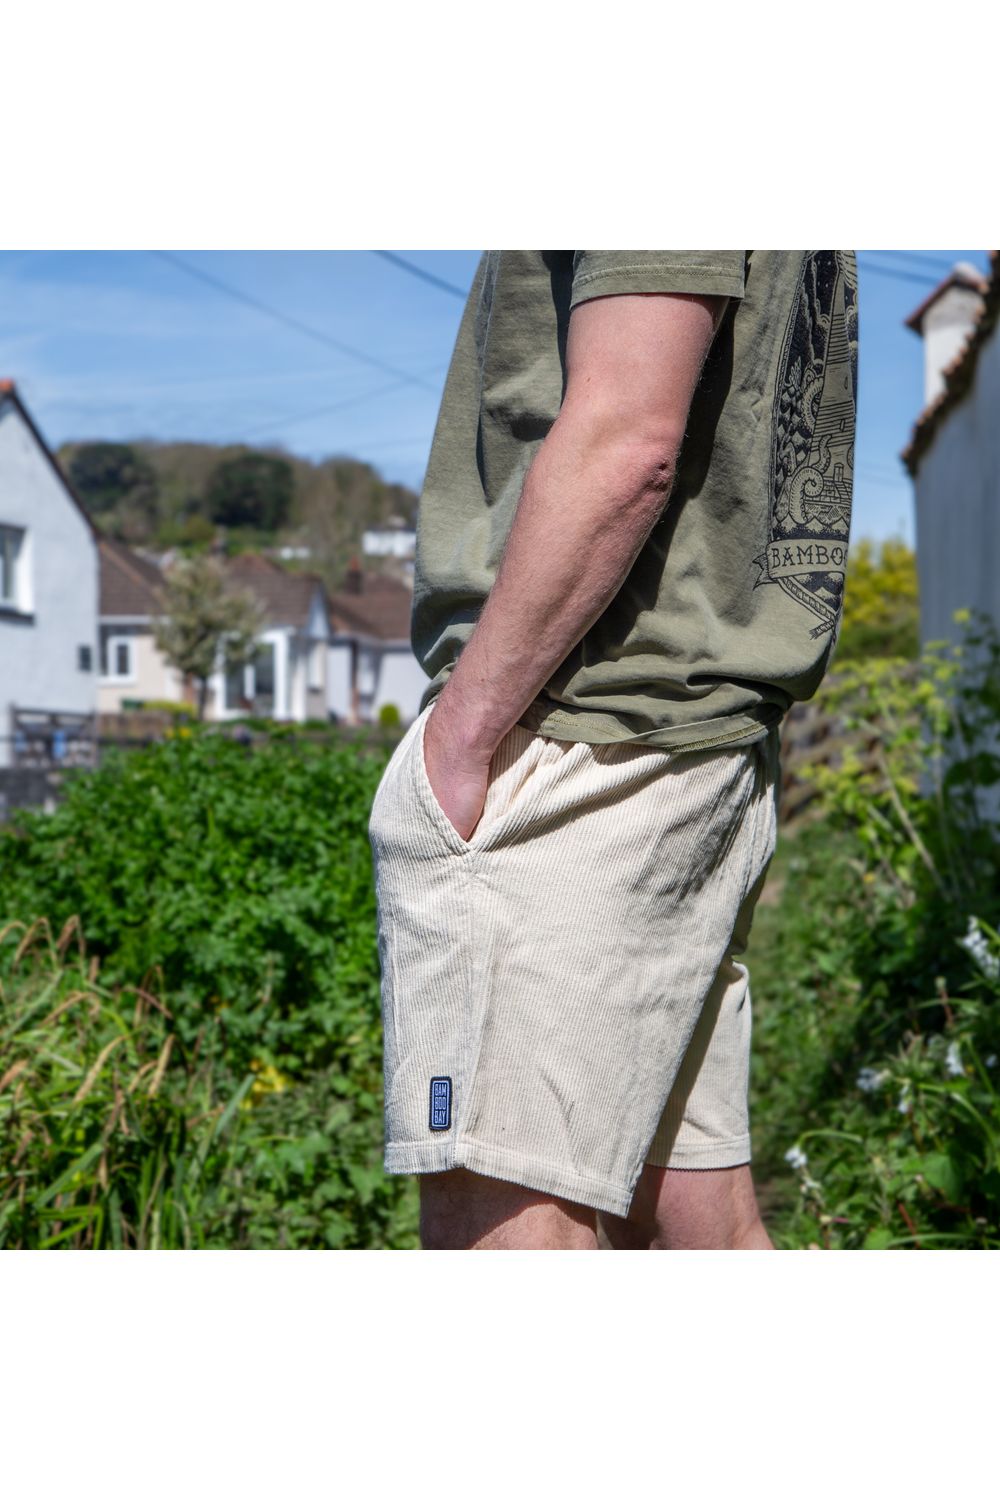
left=749, top=612, right=1000, bottom=1248
left=377, top=702, right=401, bottom=729
left=0, top=733, right=386, bottom=1081
left=0, top=920, right=418, bottom=1249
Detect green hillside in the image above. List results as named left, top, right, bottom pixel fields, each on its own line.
left=56, top=439, right=418, bottom=591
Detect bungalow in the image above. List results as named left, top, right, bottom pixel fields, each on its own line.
left=98, top=543, right=331, bottom=723
left=209, top=553, right=330, bottom=722
left=0, top=381, right=99, bottom=769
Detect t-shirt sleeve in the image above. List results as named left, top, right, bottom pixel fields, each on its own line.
left=570, top=251, right=746, bottom=309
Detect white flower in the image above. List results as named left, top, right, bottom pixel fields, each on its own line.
left=785, top=1145, right=808, bottom=1170
left=945, top=1042, right=964, bottom=1078
left=856, top=1066, right=887, bottom=1093
left=958, top=916, right=1000, bottom=981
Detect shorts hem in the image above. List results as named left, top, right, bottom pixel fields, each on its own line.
left=643, top=1134, right=752, bottom=1171
left=384, top=1136, right=636, bottom=1218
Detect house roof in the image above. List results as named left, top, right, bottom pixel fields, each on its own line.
left=224, top=552, right=326, bottom=628
left=328, top=565, right=414, bottom=643
left=99, top=536, right=165, bottom=617
left=903, top=262, right=989, bottom=333
left=0, top=380, right=98, bottom=538
left=902, top=250, right=1000, bottom=475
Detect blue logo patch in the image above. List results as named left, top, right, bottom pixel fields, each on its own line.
left=429, top=1076, right=452, bottom=1131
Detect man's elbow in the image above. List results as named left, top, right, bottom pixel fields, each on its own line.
left=586, top=429, right=684, bottom=514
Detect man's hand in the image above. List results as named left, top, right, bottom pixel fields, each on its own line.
left=426, top=287, right=727, bottom=776
left=421, top=699, right=495, bottom=843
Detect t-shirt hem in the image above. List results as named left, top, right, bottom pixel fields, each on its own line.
left=570, top=263, right=746, bottom=307
left=513, top=699, right=784, bottom=753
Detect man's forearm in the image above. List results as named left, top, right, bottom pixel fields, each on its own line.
left=431, top=409, right=679, bottom=758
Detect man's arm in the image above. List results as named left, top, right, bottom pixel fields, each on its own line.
left=424, top=289, right=727, bottom=839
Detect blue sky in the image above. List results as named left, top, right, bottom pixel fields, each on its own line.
left=0, top=249, right=990, bottom=545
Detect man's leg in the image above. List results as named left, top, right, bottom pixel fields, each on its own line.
left=597, top=1162, right=772, bottom=1250
left=420, top=1169, right=599, bottom=1249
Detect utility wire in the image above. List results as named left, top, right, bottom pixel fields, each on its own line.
left=152, top=251, right=440, bottom=392
left=857, top=257, right=940, bottom=288
left=373, top=250, right=469, bottom=299
left=241, top=364, right=446, bottom=441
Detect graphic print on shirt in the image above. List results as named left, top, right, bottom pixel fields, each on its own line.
left=754, top=252, right=859, bottom=638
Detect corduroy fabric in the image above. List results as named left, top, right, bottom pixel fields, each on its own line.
left=368, top=703, right=779, bottom=1218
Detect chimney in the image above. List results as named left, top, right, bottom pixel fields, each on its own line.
left=344, top=556, right=364, bottom=594
left=906, top=262, right=987, bottom=407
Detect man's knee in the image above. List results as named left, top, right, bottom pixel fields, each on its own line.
left=599, top=1163, right=772, bottom=1250
left=419, top=1168, right=597, bottom=1250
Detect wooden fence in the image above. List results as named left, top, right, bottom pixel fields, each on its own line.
left=777, top=694, right=881, bottom=825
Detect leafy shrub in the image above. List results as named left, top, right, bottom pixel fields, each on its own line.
left=377, top=703, right=401, bottom=729
left=0, top=732, right=387, bottom=1082
left=837, top=536, right=919, bottom=663
left=0, top=916, right=418, bottom=1249
left=750, top=612, right=1000, bottom=1248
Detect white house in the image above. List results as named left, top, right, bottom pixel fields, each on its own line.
left=328, top=559, right=425, bottom=724
left=903, top=253, right=1000, bottom=647
left=208, top=553, right=330, bottom=722
left=0, top=381, right=99, bottom=768
left=99, top=543, right=332, bottom=723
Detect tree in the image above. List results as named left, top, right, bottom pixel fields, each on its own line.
left=205, top=452, right=294, bottom=532
left=66, top=442, right=159, bottom=541
left=153, top=557, right=264, bottom=719
left=837, top=537, right=920, bottom=663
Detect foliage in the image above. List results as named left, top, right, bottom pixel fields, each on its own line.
left=56, top=438, right=418, bottom=578
left=749, top=611, right=1000, bottom=1247
left=377, top=702, right=401, bottom=729
left=836, top=536, right=919, bottom=663
left=0, top=732, right=389, bottom=1085
left=0, top=919, right=418, bottom=1249
left=205, top=453, right=294, bottom=532
left=152, top=555, right=264, bottom=717
left=0, top=918, right=249, bottom=1248
left=66, top=442, right=158, bottom=541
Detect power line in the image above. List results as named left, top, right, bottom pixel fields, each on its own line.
left=373, top=250, right=469, bottom=299
left=857, top=257, right=940, bottom=288
left=240, top=364, right=446, bottom=441
left=152, top=251, right=440, bottom=393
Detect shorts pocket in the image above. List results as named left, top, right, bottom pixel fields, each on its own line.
left=409, top=704, right=547, bottom=856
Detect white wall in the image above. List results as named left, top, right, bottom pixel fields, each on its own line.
left=913, top=320, right=1000, bottom=648
left=0, top=403, right=98, bottom=767
left=328, top=640, right=353, bottom=720
left=370, top=646, right=426, bottom=723
left=326, top=633, right=428, bottom=726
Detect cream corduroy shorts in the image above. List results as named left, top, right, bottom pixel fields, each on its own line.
left=367, top=701, right=779, bottom=1219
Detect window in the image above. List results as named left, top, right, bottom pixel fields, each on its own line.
left=78, top=644, right=93, bottom=672
left=0, top=525, right=25, bottom=608
left=101, top=634, right=135, bottom=683
left=254, top=642, right=276, bottom=715
left=223, top=643, right=276, bottom=715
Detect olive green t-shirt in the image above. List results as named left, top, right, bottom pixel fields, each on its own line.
left=412, top=250, right=859, bottom=751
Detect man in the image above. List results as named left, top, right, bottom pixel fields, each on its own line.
left=368, top=251, right=858, bottom=1250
